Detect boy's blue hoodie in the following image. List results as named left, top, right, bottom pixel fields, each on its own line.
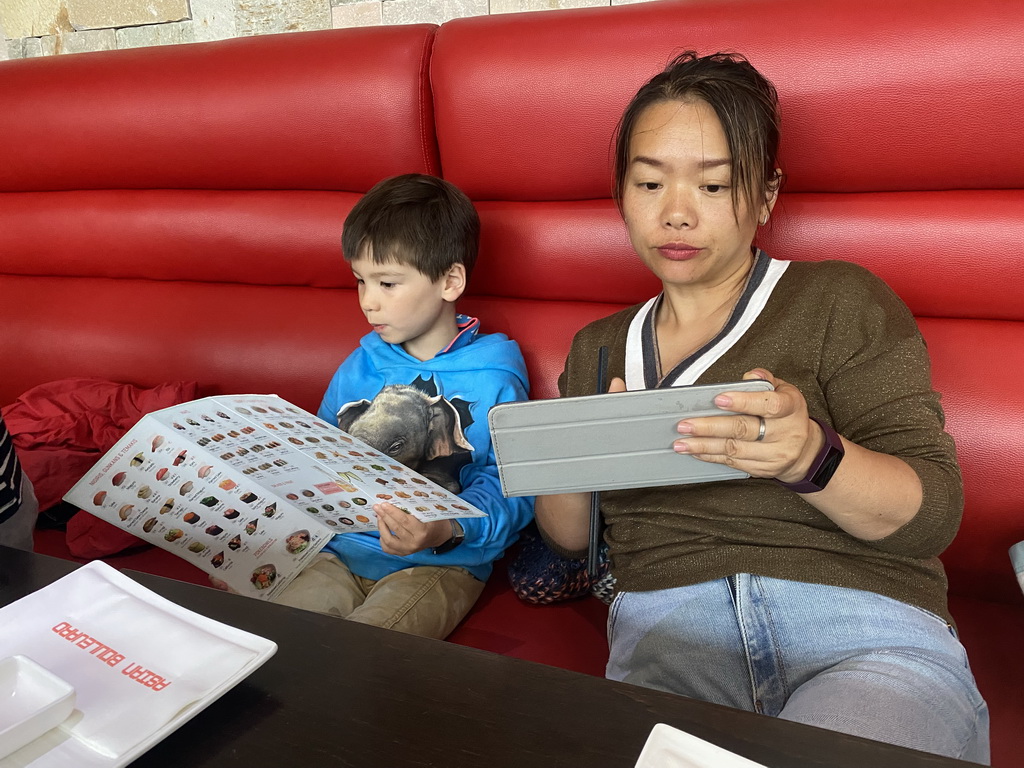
left=318, top=316, right=534, bottom=582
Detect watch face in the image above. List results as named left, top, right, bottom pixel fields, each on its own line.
left=814, top=449, right=844, bottom=489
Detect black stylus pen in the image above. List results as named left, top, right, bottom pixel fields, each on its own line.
left=587, top=345, right=609, bottom=579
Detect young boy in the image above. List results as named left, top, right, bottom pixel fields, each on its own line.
left=274, top=173, right=534, bottom=639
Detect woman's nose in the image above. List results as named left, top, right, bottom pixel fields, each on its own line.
left=662, top=187, right=695, bottom=229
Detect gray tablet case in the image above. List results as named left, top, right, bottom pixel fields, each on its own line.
left=488, top=380, right=774, bottom=497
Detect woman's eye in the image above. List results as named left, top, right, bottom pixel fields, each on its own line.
left=702, top=184, right=727, bottom=194
left=380, top=282, right=395, bottom=289
left=640, top=182, right=661, bottom=191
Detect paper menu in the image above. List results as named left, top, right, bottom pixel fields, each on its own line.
left=0, top=560, right=276, bottom=768
left=64, top=395, right=486, bottom=600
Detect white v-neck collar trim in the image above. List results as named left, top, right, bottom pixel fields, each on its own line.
left=624, top=254, right=790, bottom=391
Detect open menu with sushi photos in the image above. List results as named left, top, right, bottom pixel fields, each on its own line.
left=63, top=395, right=486, bottom=601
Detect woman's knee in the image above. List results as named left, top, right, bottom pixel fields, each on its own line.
left=780, top=650, right=989, bottom=763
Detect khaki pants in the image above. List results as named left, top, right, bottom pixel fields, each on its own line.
left=274, top=553, right=484, bottom=640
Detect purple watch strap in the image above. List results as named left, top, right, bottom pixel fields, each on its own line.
left=774, top=417, right=845, bottom=494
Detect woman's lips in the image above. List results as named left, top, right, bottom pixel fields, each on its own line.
left=657, top=243, right=702, bottom=261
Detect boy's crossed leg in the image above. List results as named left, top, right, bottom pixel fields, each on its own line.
left=276, top=552, right=484, bottom=639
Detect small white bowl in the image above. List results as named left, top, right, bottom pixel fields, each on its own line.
left=0, top=655, right=77, bottom=759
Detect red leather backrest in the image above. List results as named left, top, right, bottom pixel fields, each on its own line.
left=0, top=25, right=439, bottom=192
left=434, top=0, right=1023, bottom=199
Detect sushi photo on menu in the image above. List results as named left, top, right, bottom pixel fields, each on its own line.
left=64, top=394, right=487, bottom=600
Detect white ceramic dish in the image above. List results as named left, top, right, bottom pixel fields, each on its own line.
left=0, top=656, right=76, bottom=760
left=634, top=723, right=769, bottom=768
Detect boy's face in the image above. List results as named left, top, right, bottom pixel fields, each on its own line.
left=350, top=253, right=465, bottom=362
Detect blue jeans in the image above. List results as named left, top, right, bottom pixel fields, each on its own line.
left=607, top=575, right=989, bottom=764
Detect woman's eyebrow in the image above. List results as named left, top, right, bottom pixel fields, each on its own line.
left=630, top=155, right=731, bottom=169
left=698, top=157, right=731, bottom=170
left=631, top=155, right=667, bottom=169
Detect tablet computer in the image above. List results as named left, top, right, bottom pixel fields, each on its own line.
left=487, top=380, right=774, bottom=497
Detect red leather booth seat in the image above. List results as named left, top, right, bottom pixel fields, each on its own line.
left=2, top=0, right=1023, bottom=764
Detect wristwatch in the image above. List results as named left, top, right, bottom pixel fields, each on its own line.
left=432, top=519, right=465, bottom=555
left=774, top=417, right=845, bottom=494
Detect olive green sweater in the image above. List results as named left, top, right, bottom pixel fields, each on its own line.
left=553, top=258, right=962, bottom=623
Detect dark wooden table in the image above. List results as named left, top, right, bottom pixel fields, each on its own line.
left=0, top=546, right=979, bottom=768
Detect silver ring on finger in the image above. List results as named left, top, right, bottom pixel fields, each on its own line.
left=755, top=415, right=767, bottom=442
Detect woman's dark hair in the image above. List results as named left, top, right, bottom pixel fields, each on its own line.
left=342, top=173, right=480, bottom=281
left=613, top=51, right=782, bottom=217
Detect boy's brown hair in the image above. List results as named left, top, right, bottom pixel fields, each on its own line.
left=342, top=173, right=480, bottom=282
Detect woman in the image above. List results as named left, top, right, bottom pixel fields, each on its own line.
left=534, top=52, right=988, bottom=762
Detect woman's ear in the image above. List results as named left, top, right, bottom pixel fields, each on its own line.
left=441, top=263, right=467, bottom=302
left=760, top=168, right=782, bottom=225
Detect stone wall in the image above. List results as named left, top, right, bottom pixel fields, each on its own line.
left=1, top=0, right=662, bottom=60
